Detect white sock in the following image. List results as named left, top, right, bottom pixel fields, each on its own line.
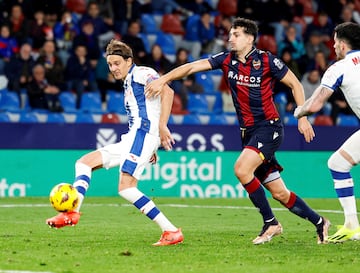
left=73, top=162, right=92, bottom=212
left=119, top=187, right=177, bottom=232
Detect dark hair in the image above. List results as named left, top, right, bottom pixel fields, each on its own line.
left=334, top=22, right=360, bottom=50
left=105, top=39, right=133, bottom=59
left=232, top=17, right=258, bottom=41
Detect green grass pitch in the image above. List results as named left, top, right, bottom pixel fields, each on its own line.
left=1, top=197, right=360, bottom=273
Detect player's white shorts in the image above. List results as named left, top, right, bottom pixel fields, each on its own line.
left=339, top=129, right=360, bottom=164
left=98, top=128, right=160, bottom=180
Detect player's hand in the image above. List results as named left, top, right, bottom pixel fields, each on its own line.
left=145, top=78, right=164, bottom=98
left=298, top=117, right=315, bottom=143
left=149, top=152, right=158, bottom=164
left=159, top=125, right=175, bottom=151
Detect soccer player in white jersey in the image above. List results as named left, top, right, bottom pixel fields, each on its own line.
left=294, top=22, right=360, bottom=243
left=46, top=39, right=184, bottom=246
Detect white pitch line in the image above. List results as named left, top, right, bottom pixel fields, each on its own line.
left=0, top=203, right=344, bottom=214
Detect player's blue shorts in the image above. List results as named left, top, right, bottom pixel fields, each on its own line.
left=241, top=118, right=284, bottom=183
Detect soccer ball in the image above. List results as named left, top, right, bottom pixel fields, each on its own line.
left=49, top=183, right=79, bottom=212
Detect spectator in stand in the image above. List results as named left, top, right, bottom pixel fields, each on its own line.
left=305, top=30, right=330, bottom=61
left=3, top=4, right=30, bottom=45
left=27, top=63, right=62, bottom=112
left=181, top=0, right=214, bottom=15
left=28, top=10, right=54, bottom=53
left=79, top=1, right=110, bottom=37
left=277, top=25, right=306, bottom=73
left=306, top=50, right=330, bottom=76
left=301, top=69, right=321, bottom=100
left=329, top=89, right=355, bottom=125
left=121, top=20, right=147, bottom=64
left=176, top=74, right=204, bottom=110
left=4, top=42, right=35, bottom=95
left=65, top=44, right=97, bottom=108
left=337, top=3, right=358, bottom=24
left=53, top=10, right=80, bottom=65
left=198, top=11, right=216, bottom=55
left=112, top=0, right=142, bottom=36
left=72, top=20, right=101, bottom=61
left=95, top=52, right=123, bottom=102
left=0, top=24, right=18, bottom=74
left=36, top=40, right=66, bottom=91
left=169, top=47, right=190, bottom=109
left=304, top=11, right=334, bottom=44
left=151, top=0, right=192, bottom=15
left=144, top=44, right=172, bottom=76
left=213, top=15, right=232, bottom=53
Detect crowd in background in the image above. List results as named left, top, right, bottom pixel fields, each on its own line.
left=0, top=0, right=359, bottom=125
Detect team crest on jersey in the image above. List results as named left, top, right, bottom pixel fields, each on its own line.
left=252, top=59, right=261, bottom=70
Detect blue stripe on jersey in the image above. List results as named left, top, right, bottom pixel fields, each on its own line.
left=336, top=187, right=354, bottom=197
left=330, top=170, right=352, bottom=179
left=134, top=195, right=150, bottom=209
left=130, top=129, right=146, bottom=156
left=131, top=78, right=151, bottom=132
left=147, top=207, right=160, bottom=219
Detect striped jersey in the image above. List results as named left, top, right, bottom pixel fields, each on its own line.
left=123, top=64, right=161, bottom=136
left=208, top=48, right=288, bottom=127
left=320, top=50, right=360, bottom=118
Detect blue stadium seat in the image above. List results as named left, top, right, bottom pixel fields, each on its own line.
left=337, top=114, right=359, bottom=126
left=0, top=91, right=21, bottom=112
left=0, top=112, right=10, bottom=122
left=139, top=33, right=151, bottom=53
left=59, top=92, right=77, bottom=113
left=284, top=113, right=298, bottom=126
left=182, top=114, right=201, bottom=125
left=188, top=94, right=209, bottom=114
left=184, top=15, right=200, bottom=41
left=19, top=112, right=39, bottom=123
left=208, top=114, right=229, bottom=125
left=106, top=91, right=126, bottom=114
left=204, top=93, right=223, bottom=114
left=46, top=113, right=66, bottom=123
left=75, top=112, right=95, bottom=123
left=155, top=32, right=176, bottom=56
left=195, top=72, right=215, bottom=93
left=141, top=14, right=159, bottom=34
left=80, top=92, right=103, bottom=113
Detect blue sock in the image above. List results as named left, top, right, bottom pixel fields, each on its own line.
left=285, top=192, right=321, bottom=225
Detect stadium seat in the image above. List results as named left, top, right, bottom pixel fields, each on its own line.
left=160, top=14, right=185, bottom=35
left=106, top=91, right=126, bottom=114
left=184, top=15, right=200, bottom=42
left=182, top=114, right=201, bottom=125
left=313, top=115, right=333, bottom=126
left=19, top=112, right=39, bottom=123
left=59, top=92, right=77, bottom=113
left=0, top=112, right=10, bottom=122
left=46, top=113, right=66, bottom=123
left=257, top=34, right=277, bottom=55
left=195, top=72, right=215, bottom=93
left=188, top=94, right=209, bottom=114
left=284, top=113, right=298, bottom=126
left=155, top=32, right=176, bottom=56
left=139, top=33, right=151, bottom=53
left=208, top=114, right=229, bottom=125
left=80, top=92, right=103, bottom=113
left=101, top=113, right=120, bottom=123
left=141, top=14, right=159, bottom=34
left=75, top=112, right=95, bottom=123
left=0, top=91, right=21, bottom=112
left=217, top=0, right=238, bottom=16
left=204, top=93, right=223, bottom=114
left=171, top=94, right=188, bottom=115
left=337, top=114, right=359, bottom=126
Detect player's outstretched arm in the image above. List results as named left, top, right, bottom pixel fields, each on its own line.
left=294, top=86, right=333, bottom=118
left=159, top=84, right=175, bottom=151
left=145, top=59, right=212, bottom=98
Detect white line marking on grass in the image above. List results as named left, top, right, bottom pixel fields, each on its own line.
left=0, top=203, right=344, bottom=214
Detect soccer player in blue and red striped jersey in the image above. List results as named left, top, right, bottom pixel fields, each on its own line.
left=145, top=17, right=330, bottom=244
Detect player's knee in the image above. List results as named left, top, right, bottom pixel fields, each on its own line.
left=327, top=151, right=352, bottom=172
left=271, top=190, right=289, bottom=203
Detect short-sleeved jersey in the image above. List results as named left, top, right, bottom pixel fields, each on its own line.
left=321, top=50, right=360, bottom=118
left=123, top=64, right=161, bottom=136
left=208, top=48, right=288, bottom=127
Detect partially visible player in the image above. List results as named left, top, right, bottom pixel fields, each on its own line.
left=46, top=39, right=183, bottom=246
left=295, top=22, right=360, bottom=243
left=146, top=17, right=330, bottom=244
